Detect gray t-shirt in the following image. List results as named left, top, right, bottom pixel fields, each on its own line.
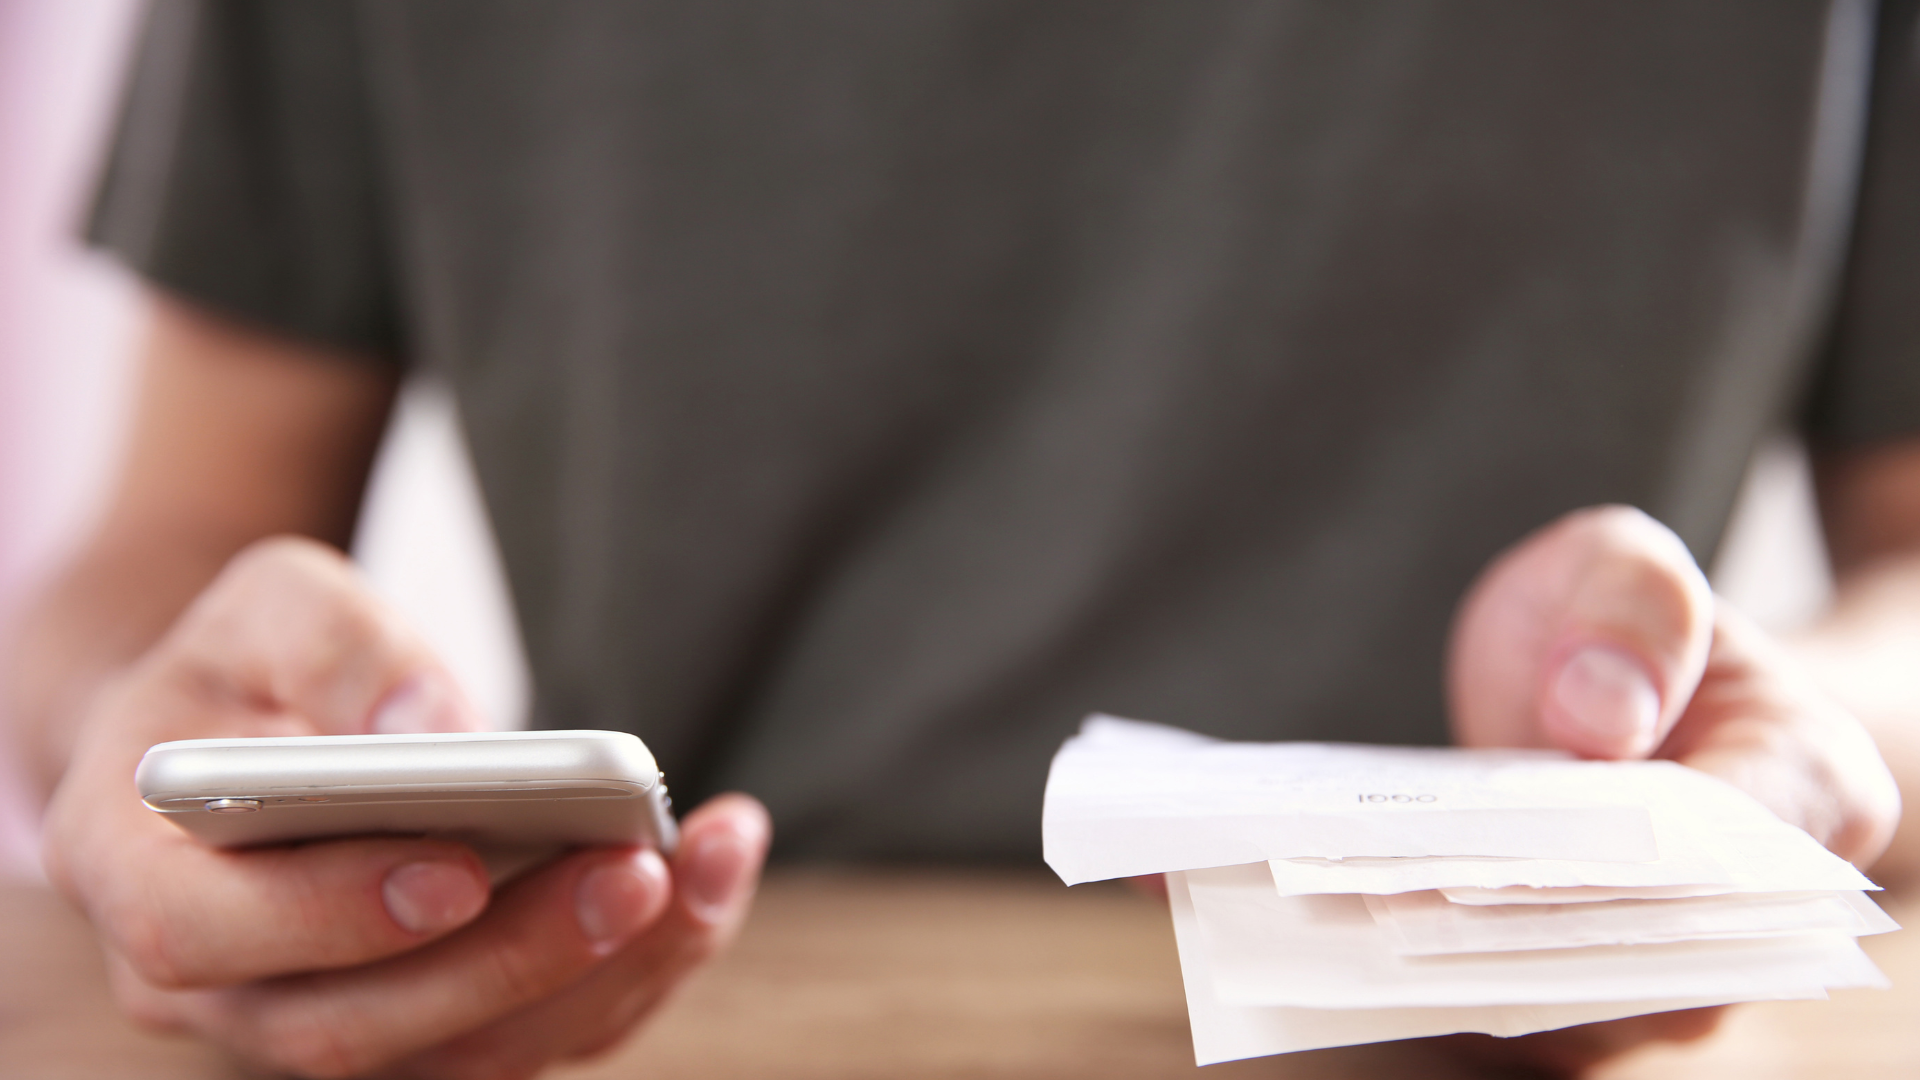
left=92, top=1, right=1920, bottom=861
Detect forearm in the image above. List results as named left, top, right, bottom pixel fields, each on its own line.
left=1787, top=553, right=1920, bottom=886
left=2, top=294, right=398, bottom=800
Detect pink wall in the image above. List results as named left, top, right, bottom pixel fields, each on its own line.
left=0, top=0, right=144, bottom=878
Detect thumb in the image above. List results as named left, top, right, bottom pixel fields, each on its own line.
left=1448, top=506, right=1714, bottom=759
left=157, top=536, right=482, bottom=739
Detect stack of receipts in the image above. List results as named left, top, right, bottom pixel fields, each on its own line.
left=1042, top=715, right=1897, bottom=1065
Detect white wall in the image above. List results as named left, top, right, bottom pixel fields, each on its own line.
left=0, top=0, right=143, bottom=878
left=353, top=382, right=531, bottom=733
left=1710, top=434, right=1835, bottom=632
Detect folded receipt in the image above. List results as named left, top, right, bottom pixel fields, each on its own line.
left=1042, top=715, right=1897, bottom=1065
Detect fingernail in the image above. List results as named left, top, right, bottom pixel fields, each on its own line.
left=576, top=849, right=669, bottom=954
left=1551, top=645, right=1660, bottom=755
left=384, top=861, right=488, bottom=935
left=682, top=828, right=758, bottom=925
left=371, top=672, right=468, bottom=734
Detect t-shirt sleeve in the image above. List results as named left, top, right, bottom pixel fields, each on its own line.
left=88, top=0, right=403, bottom=361
left=1805, top=1, right=1920, bottom=447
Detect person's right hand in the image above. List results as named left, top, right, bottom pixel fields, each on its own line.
left=41, top=537, right=770, bottom=1079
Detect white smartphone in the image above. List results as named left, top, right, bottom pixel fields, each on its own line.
left=137, top=731, right=678, bottom=868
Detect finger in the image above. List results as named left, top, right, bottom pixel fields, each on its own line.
left=1126, top=873, right=1170, bottom=904
left=1449, top=505, right=1714, bottom=758
left=47, top=680, right=492, bottom=988
left=56, top=732, right=492, bottom=986
left=154, top=536, right=482, bottom=740
left=174, top=842, right=679, bottom=1079
left=1661, top=606, right=1900, bottom=866
left=393, top=795, right=771, bottom=1079
left=104, top=836, right=492, bottom=989
left=1440, top=1006, right=1727, bottom=1074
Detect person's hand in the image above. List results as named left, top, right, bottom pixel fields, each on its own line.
left=41, top=537, right=770, bottom=1079
left=1440, top=504, right=1900, bottom=1074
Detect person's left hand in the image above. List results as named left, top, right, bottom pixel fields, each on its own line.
left=1441, top=504, right=1900, bottom=1073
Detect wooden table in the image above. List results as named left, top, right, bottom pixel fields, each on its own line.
left=3, top=868, right=1915, bottom=1078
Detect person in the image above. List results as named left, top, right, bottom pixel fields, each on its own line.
left=6, top=1, right=1920, bottom=1076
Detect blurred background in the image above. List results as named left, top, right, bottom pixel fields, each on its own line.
left=0, top=0, right=1833, bottom=881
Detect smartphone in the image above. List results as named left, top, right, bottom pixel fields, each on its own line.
left=137, top=730, right=678, bottom=869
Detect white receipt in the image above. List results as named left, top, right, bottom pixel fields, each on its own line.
left=1186, top=864, right=1883, bottom=1010
left=1044, top=716, right=1899, bottom=1066
left=1263, top=759, right=1876, bottom=897
left=1044, top=715, right=1657, bottom=885
left=1165, top=870, right=1800, bottom=1065
left=1441, top=884, right=1738, bottom=905
left=1365, top=888, right=1898, bottom=956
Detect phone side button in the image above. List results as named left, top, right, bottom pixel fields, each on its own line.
left=205, top=799, right=262, bottom=814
